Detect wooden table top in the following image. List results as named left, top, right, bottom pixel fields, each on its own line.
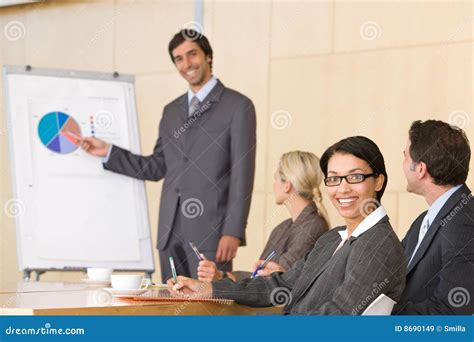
left=0, top=281, right=282, bottom=316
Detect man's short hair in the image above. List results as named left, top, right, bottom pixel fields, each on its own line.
left=168, top=29, right=213, bottom=70
left=409, top=120, right=470, bottom=186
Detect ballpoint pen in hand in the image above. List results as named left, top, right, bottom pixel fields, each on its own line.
left=169, top=256, right=178, bottom=284
left=251, top=250, right=277, bottom=279
left=189, top=242, right=204, bottom=261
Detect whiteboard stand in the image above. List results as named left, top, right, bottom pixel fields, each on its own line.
left=4, top=65, right=155, bottom=281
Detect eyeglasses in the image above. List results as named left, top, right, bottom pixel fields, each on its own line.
left=324, top=173, right=379, bottom=187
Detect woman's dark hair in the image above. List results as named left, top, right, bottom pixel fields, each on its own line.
left=408, top=120, right=470, bottom=186
left=168, top=29, right=213, bottom=71
left=319, top=136, right=388, bottom=201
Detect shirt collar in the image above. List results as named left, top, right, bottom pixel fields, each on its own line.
left=338, top=205, right=387, bottom=241
left=187, top=76, right=217, bottom=104
left=424, top=184, right=462, bottom=226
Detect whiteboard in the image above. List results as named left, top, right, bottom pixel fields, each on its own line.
left=3, top=65, right=154, bottom=273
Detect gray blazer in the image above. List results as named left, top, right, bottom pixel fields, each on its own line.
left=104, top=80, right=256, bottom=250
left=233, top=202, right=328, bottom=281
left=213, top=216, right=406, bottom=315
left=259, top=202, right=328, bottom=269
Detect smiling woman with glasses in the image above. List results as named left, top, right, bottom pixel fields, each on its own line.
left=168, top=136, right=406, bottom=315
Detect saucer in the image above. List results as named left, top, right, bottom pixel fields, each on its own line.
left=104, top=288, right=148, bottom=298
left=81, top=278, right=111, bottom=286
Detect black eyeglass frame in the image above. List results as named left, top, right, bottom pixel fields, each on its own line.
left=324, top=172, right=379, bottom=187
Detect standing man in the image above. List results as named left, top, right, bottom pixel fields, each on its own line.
left=81, top=29, right=256, bottom=282
left=394, top=120, right=473, bottom=315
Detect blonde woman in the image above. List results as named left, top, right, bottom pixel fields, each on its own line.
left=197, top=151, right=329, bottom=282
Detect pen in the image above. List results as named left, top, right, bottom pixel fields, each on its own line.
left=169, top=256, right=178, bottom=283
left=189, top=242, right=204, bottom=261
left=251, top=250, right=277, bottom=279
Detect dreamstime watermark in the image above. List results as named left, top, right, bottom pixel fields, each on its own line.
left=359, top=198, right=380, bottom=218
left=270, top=287, right=292, bottom=307
left=87, top=9, right=121, bottom=47
left=181, top=21, right=203, bottom=41
left=359, top=21, right=381, bottom=41
left=440, top=16, right=474, bottom=60
left=3, top=21, right=26, bottom=41
left=352, top=278, right=390, bottom=315
left=173, top=283, right=230, bottom=315
left=4, top=198, right=26, bottom=218
left=4, top=323, right=85, bottom=336
left=2, top=295, right=16, bottom=309
left=181, top=198, right=204, bottom=219
left=264, top=191, right=300, bottom=232
left=94, top=110, right=114, bottom=130
left=174, top=100, right=211, bottom=138
left=92, top=289, right=113, bottom=306
left=448, top=110, right=470, bottom=129
left=441, top=193, right=472, bottom=227
left=448, top=287, right=470, bottom=308
left=271, top=110, right=292, bottom=130
left=72, top=8, right=122, bottom=67
left=355, top=105, right=389, bottom=135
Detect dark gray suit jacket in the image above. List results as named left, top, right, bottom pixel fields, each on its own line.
left=103, top=80, right=256, bottom=251
left=213, top=215, right=406, bottom=315
left=233, top=202, right=328, bottom=281
left=394, top=184, right=474, bottom=315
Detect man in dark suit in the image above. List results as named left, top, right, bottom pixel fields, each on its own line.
left=394, top=120, right=474, bottom=315
left=81, top=30, right=256, bottom=282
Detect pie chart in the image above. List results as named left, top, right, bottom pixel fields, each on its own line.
left=38, top=112, right=82, bottom=154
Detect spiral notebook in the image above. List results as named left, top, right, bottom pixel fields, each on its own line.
left=122, top=289, right=234, bottom=305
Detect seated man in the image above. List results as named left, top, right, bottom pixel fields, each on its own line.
left=168, top=136, right=406, bottom=315
left=394, top=120, right=474, bottom=315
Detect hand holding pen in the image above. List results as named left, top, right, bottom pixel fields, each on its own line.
left=166, top=257, right=213, bottom=299
left=251, top=251, right=277, bottom=279
left=189, top=242, right=218, bottom=282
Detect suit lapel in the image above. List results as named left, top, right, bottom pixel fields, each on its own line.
left=290, top=216, right=390, bottom=306
left=407, top=184, right=471, bottom=274
left=404, top=213, right=426, bottom=262
left=188, top=79, right=224, bottom=125
left=290, top=233, right=343, bottom=304
left=176, top=94, right=188, bottom=122
left=172, top=94, right=188, bottom=148
left=176, top=80, right=226, bottom=151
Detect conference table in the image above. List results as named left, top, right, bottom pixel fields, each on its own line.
left=0, top=281, right=282, bottom=315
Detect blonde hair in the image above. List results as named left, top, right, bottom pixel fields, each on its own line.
left=278, top=151, right=330, bottom=226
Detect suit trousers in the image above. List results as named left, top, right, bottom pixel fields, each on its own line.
left=158, top=197, right=233, bottom=283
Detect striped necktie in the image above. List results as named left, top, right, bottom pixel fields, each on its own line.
left=189, top=95, right=200, bottom=116
left=408, top=217, right=430, bottom=266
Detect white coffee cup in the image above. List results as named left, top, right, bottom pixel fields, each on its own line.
left=111, top=275, right=143, bottom=290
left=87, top=268, right=112, bottom=281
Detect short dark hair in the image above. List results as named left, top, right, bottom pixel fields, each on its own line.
left=408, top=120, right=470, bottom=186
left=168, top=29, right=213, bottom=70
left=320, top=136, right=388, bottom=201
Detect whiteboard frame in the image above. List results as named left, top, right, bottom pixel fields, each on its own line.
left=3, top=65, right=155, bottom=278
